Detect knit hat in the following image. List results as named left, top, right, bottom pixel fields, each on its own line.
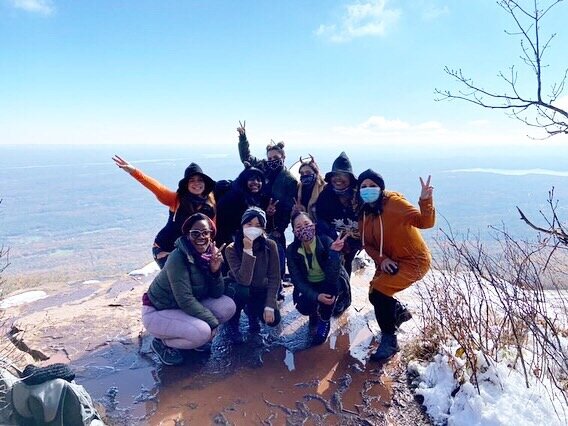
left=241, top=206, right=267, bottom=228
left=178, top=163, right=216, bottom=195
left=357, top=169, right=385, bottom=190
left=325, top=152, right=356, bottom=184
left=181, top=213, right=217, bottom=238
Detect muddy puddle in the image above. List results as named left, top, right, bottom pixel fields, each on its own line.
left=6, top=269, right=394, bottom=425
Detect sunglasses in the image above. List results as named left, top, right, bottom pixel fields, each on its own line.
left=188, top=230, right=211, bottom=239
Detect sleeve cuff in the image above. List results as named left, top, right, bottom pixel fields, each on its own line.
left=244, top=248, right=254, bottom=256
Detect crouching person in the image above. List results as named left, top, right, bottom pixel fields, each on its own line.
left=141, top=213, right=236, bottom=366
left=224, top=207, right=281, bottom=344
left=287, top=211, right=352, bottom=345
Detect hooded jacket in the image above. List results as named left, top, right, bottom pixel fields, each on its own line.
left=357, top=169, right=435, bottom=296
left=146, top=237, right=224, bottom=329
left=216, top=167, right=270, bottom=246
left=131, top=167, right=216, bottom=252
left=238, top=134, right=298, bottom=234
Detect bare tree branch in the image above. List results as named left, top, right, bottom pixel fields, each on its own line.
left=435, top=0, right=568, bottom=137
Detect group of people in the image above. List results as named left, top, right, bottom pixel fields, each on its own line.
left=112, top=122, right=435, bottom=366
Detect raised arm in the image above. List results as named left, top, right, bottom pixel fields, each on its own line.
left=402, top=175, right=435, bottom=229
left=225, top=243, right=257, bottom=286
left=237, top=121, right=262, bottom=168
left=112, top=154, right=177, bottom=210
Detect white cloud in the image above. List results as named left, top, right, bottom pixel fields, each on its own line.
left=328, top=115, right=538, bottom=148
left=422, top=5, right=449, bottom=21
left=9, top=0, right=54, bottom=15
left=553, top=96, right=568, bottom=110
left=315, top=0, right=401, bottom=43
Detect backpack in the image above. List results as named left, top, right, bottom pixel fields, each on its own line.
left=1, top=367, right=105, bottom=425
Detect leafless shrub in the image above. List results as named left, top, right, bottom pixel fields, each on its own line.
left=417, top=222, right=568, bottom=406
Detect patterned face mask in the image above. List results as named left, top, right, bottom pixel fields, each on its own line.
left=294, top=224, right=316, bottom=242
left=300, top=174, right=316, bottom=186
left=266, top=158, right=284, bottom=170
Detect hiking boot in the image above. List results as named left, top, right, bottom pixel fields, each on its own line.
left=312, top=319, right=331, bottom=345
left=370, top=333, right=399, bottom=362
left=151, top=338, right=183, bottom=366
left=394, top=302, right=412, bottom=329
left=226, top=317, right=245, bottom=344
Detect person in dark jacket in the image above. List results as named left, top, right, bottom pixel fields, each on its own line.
left=141, top=213, right=236, bottom=366
left=291, top=155, right=326, bottom=221
left=113, top=156, right=216, bottom=268
left=315, top=152, right=361, bottom=277
left=224, top=207, right=281, bottom=343
left=286, top=211, right=352, bottom=345
left=236, top=121, right=298, bottom=296
left=216, top=167, right=269, bottom=247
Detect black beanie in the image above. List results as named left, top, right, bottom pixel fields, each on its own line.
left=241, top=206, right=267, bottom=228
left=357, top=169, right=385, bottom=190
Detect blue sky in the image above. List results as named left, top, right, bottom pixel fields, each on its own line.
left=1, top=0, right=567, bottom=151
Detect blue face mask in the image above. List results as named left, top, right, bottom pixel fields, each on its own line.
left=360, top=187, right=382, bottom=203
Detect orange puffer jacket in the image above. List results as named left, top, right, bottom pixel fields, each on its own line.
left=359, top=191, right=435, bottom=296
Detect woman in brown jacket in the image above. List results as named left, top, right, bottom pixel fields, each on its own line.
left=357, top=169, right=435, bottom=361
left=224, top=207, right=281, bottom=343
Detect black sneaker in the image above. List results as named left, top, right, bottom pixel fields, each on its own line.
left=151, top=338, right=183, bottom=366
left=394, top=303, right=412, bottom=329
left=312, top=319, right=331, bottom=345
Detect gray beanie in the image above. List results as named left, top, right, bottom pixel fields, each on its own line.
left=241, top=206, right=267, bottom=228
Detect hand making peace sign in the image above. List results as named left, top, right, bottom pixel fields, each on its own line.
left=419, top=175, right=433, bottom=200
left=330, top=232, right=349, bottom=252
left=112, top=155, right=136, bottom=174
left=237, top=120, right=246, bottom=137
left=266, top=198, right=279, bottom=216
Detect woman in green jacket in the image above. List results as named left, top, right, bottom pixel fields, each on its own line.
left=141, top=213, right=236, bottom=365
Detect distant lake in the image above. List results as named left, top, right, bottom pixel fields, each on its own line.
left=1, top=143, right=567, bottom=289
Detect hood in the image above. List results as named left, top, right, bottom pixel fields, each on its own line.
left=325, top=152, right=356, bottom=184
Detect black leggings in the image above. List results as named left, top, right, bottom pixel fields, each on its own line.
left=227, top=284, right=281, bottom=327
left=369, top=289, right=397, bottom=335
left=293, top=274, right=351, bottom=321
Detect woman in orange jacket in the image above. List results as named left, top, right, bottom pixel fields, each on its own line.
left=113, top=155, right=216, bottom=268
left=357, top=169, right=435, bottom=361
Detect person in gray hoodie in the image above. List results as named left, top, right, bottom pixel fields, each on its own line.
left=141, top=213, right=236, bottom=366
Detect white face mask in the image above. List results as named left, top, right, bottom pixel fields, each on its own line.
left=243, top=227, right=263, bottom=241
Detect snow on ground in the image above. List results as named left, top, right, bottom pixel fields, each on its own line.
left=405, top=270, right=568, bottom=426
left=128, top=261, right=160, bottom=277
left=408, top=348, right=568, bottom=426
left=0, top=290, right=48, bottom=308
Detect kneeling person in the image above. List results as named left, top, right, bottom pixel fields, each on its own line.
left=224, top=207, right=281, bottom=343
left=287, top=211, right=352, bottom=345
left=141, top=213, right=236, bottom=365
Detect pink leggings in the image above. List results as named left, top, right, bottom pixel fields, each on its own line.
left=141, top=296, right=236, bottom=349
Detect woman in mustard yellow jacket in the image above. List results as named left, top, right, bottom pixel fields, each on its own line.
left=357, top=169, right=435, bottom=361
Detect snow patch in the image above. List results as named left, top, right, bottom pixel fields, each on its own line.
left=82, top=279, right=101, bottom=285
left=128, top=262, right=160, bottom=277
left=0, top=290, right=48, bottom=308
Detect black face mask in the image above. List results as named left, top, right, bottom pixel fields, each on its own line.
left=300, top=174, right=316, bottom=186
left=266, top=158, right=284, bottom=170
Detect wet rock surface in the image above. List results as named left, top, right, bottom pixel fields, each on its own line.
left=3, top=267, right=431, bottom=425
